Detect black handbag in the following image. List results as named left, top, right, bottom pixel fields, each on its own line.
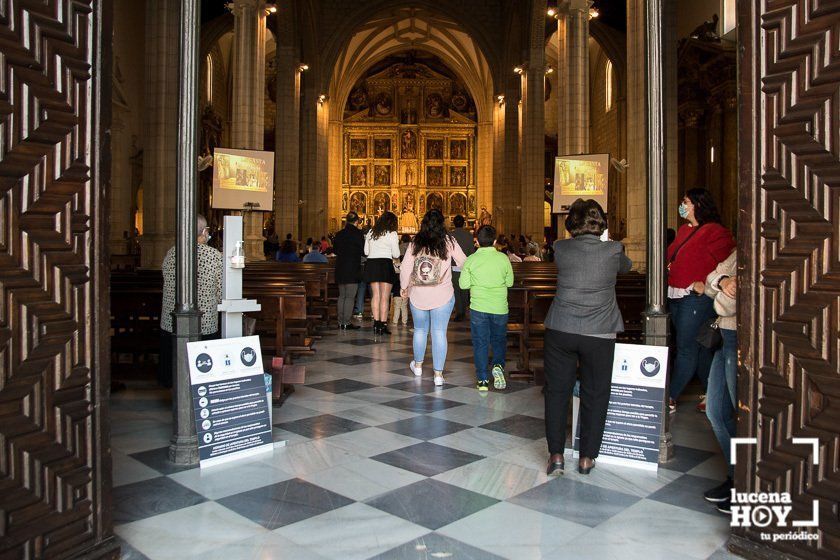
left=696, top=317, right=722, bottom=350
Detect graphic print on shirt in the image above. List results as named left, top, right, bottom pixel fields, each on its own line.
left=411, top=252, right=443, bottom=286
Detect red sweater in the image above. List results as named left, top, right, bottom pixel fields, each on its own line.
left=666, top=223, right=735, bottom=288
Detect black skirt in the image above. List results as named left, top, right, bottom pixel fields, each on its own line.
left=364, top=258, right=396, bottom=283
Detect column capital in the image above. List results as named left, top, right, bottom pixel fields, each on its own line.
left=560, top=0, right=593, bottom=14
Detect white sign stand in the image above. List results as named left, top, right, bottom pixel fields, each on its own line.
left=218, top=215, right=260, bottom=338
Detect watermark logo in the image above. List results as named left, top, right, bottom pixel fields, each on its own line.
left=730, top=437, right=820, bottom=542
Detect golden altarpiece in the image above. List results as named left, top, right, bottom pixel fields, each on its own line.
left=341, top=60, right=478, bottom=233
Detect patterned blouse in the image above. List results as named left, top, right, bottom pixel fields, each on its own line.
left=160, top=243, right=223, bottom=335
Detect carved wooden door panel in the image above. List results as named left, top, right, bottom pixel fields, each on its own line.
left=0, top=2, right=115, bottom=558
left=736, top=1, right=840, bottom=558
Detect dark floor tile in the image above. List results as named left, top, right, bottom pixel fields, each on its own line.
left=112, top=477, right=206, bottom=525
left=509, top=476, right=640, bottom=527
left=369, top=532, right=505, bottom=560
left=342, top=338, right=382, bottom=346
left=307, top=378, right=378, bottom=394
left=661, top=445, right=716, bottom=473
left=479, top=414, right=545, bottom=440
left=274, top=413, right=368, bottom=439
left=327, top=355, right=380, bottom=366
left=646, top=473, right=725, bottom=515
left=216, top=478, right=354, bottom=530
left=371, top=441, right=484, bottom=477
left=387, top=379, right=457, bottom=394
left=366, top=479, right=498, bottom=530
left=382, top=395, right=465, bottom=414
left=116, top=537, right=151, bottom=560
left=379, top=416, right=471, bottom=440
left=128, top=447, right=198, bottom=476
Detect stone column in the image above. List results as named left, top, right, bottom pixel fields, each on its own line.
left=679, top=104, right=705, bottom=193
left=520, top=0, right=547, bottom=241
left=663, top=0, right=679, bottom=232
left=477, top=119, right=494, bottom=220
left=560, top=0, right=591, bottom=155
left=327, top=119, right=343, bottom=233
left=230, top=0, right=267, bottom=260
left=624, top=0, right=648, bottom=269
left=109, top=114, right=133, bottom=255
left=499, top=78, right=520, bottom=235
left=140, top=0, right=179, bottom=269
left=273, top=5, right=300, bottom=240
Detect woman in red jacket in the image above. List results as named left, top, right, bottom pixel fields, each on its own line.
left=666, top=188, right=735, bottom=410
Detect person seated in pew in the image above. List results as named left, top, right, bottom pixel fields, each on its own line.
left=276, top=239, right=300, bottom=262
left=523, top=243, right=541, bottom=262
left=303, top=242, right=328, bottom=263
left=459, top=225, right=513, bottom=392
left=159, top=214, right=222, bottom=387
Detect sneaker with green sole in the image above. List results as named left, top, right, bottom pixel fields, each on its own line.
left=476, top=380, right=489, bottom=392
left=491, top=365, right=506, bottom=390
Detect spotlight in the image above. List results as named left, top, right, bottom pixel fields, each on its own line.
left=589, top=8, right=599, bottom=19
left=513, top=66, right=524, bottom=75
left=546, top=7, right=557, bottom=18
left=545, top=66, right=554, bottom=75
left=265, top=3, right=277, bottom=14
left=496, top=94, right=505, bottom=106
left=317, top=94, right=327, bottom=104
left=298, top=63, right=309, bottom=72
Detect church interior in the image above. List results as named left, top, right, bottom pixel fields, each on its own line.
left=1, top=1, right=837, bottom=560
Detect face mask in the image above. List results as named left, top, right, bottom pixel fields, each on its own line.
left=678, top=203, right=689, bottom=219
left=205, top=234, right=211, bottom=242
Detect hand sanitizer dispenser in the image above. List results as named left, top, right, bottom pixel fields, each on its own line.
left=218, top=215, right=261, bottom=338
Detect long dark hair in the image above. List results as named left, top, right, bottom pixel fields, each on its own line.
left=685, top=188, right=721, bottom=225
left=371, top=211, right=397, bottom=240
left=412, top=209, right=451, bottom=259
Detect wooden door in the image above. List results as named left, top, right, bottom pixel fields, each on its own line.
left=0, top=2, right=115, bottom=558
left=736, top=1, right=840, bottom=558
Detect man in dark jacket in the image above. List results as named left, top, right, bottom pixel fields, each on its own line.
left=451, top=215, right=476, bottom=321
left=333, top=212, right=364, bottom=329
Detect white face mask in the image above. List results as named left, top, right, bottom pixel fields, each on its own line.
left=600, top=229, right=609, bottom=242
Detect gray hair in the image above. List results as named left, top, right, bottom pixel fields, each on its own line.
left=197, top=214, right=208, bottom=232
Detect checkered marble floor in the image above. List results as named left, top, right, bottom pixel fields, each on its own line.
left=111, top=324, right=742, bottom=560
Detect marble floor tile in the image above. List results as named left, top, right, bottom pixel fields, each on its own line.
left=112, top=476, right=206, bottom=525
left=509, top=476, right=640, bottom=527
left=369, top=532, right=506, bottom=560
left=437, top=501, right=590, bottom=560
left=433, top=456, right=550, bottom=500
left=112, top=451, right=164, bottom=487
left=327, top=355, right=381, bottom=365
left=429, top=427, right=533, bottom=457
left=216, top=478, right=354, bottom=530
left=661, top=445, right=716, bottom=473
left=686, top=454, right=729, bottom=482
left=560, top=460, right=683, bottom=498
left=274, top=413, right=369, bottom=439
left=277, top=503, right=428, bottom=560
left=580, top=499, right=730, bottom=559
left=271, top=402, right=325, bottom=423
left=116, top=537, right=151, bottom=560
left=707, top=546, right=744, bottom=560
left=111, top=425, right=174, bottom=454
left=646, top=473, right=727, bottom=516
left=271, top=427, right=312, bottom=446
left=378, top=416, right=471, bottom=441
left=331, top=403, right=419, bottom=426
left=492, top=439, right=550, bottom=471
left=323, top=426, right=421, bottom=457
left=366, top=479, right=499, bottom=530
left=427, top=403, right=518, bottom=427
left=116, top=502, right=264, bottom=560
left=183, top=530, right=328, bottom=560
left=387, top=379, right=458, bottom=394
left=307, top=378, right=378, bottom=394
left=382, top=394, right=466, bottom=414
left=332, top=386, right=417, bottom=405
left=372, top=442, right=484, bottom=477
left=168, top=456, right=295, bottom=500
left=301, top=458, right=425, bottom=502
left=479, top=414, right=545, bottom=440
left=128, top=447, right=197, bottom=476
left=258, top=438, right=359, bottom=477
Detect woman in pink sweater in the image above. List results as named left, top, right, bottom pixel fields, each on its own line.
left=400, top=210, right=467, bottom=386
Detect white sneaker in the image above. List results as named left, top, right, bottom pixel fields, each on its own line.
left=433, top=374, right=444, bottom=386
left=410, top=361, right=422, bottom=376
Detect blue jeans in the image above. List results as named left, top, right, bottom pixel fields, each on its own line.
left=470, top=310, right=508, bottom=381
left=410, top=296, right=455, bottom=372
left=668, top=294, right=716, bottom=400
left=706, top=328, right=737, bottom=476
left=353, top=281, right=368, bottom=314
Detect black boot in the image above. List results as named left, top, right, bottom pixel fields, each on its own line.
left=373, top=320, right=383, bottom=335
left=380, top=321, right=391, bottom=335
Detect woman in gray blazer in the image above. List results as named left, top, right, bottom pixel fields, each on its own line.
left=543, top=199, right=632, bottom=475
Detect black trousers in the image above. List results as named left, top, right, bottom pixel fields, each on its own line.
left=543, top=329, right=615, bottom=457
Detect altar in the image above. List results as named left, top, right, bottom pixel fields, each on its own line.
left=340, top=54, right=478, bottom=229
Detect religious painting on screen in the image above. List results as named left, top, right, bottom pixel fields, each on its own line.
left=341, top=55, right=477, bottom=233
